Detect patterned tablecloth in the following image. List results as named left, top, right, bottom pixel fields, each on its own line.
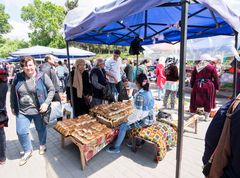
left=130, top=122, right=177, bottom=161
left=72, top=128, right=119, bottom=162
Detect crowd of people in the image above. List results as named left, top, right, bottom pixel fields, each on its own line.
left=2, top=50, right=240, bottom=178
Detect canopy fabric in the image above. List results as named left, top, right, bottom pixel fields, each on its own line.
left=11, top=46, right=58, bottom=58
left=64, top=0, right=240, bottom=45
left=11, top=46, right=95, bottom=59
left=0, top=56, right=20, bottom=63
left=144, top=35, right=240, bottom=60
left=53, top=47, right=96, bottom=58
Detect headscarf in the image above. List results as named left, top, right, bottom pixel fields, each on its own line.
left=196, top=54, right=212, bottom=73
left=73, top=59, right=85, bottom=98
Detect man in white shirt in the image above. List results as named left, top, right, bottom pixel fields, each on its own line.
left=105, top=50, right=124, bottom=102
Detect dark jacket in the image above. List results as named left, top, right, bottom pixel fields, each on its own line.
left=90, top=68, right=107, bottom=99
left=124, top=64, right=133, bottom=82
left=39, top=62, right=60, bottom=92
left=165, top=65, right=179, bottom=81
left=0, top=81, right=8, bottom=127
left=203, top=100, right=240, bottom=178
left=66, top=70, right=92, bottom=100
left=10, top=72, right=55, bottom=115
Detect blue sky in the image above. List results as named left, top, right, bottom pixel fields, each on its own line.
left=0, top=0, right=239, bottom=40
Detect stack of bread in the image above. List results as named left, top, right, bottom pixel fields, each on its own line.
left=90, top=101, right=133, bottom=128
left=54, top=114, right=96, bottom=136
left=55, top=114, right=112, bottom=145
left=71, top=122, right=112, bottom=145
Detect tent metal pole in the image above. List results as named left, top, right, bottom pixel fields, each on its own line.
left=66, top=41, right=75, bottom=117
left=176, top=1, right=189, bottom=178
left=233, top=31, right=239, bottom=98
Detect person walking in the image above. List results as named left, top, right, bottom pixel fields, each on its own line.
left=0, top=68, right=9, bottom=165
left=163, top=56, right=179, bottom=109
left=10, top=56, right=55, bottom=166
left=190, top=54, right=219, bottom=121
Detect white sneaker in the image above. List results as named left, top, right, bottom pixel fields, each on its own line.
left=39, top=145, right=47, bottom=155
left=19, top=151, right=32, bottom=166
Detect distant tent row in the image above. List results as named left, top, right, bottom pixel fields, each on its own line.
left=0, top=46, right=96, bottom=62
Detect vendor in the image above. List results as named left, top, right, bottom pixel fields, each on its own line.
left=106, top=73, right=154, bottom=154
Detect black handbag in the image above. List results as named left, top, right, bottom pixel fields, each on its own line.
left=202, top=158, right=212, bottom=177
left=40, top=105, right=51, bottom=125
left=103, top=84, right=115, bottom=101
left=0, top=110, right=8, bottom=123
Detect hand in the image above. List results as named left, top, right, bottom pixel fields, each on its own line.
left=11, top=109, right=16, bottom=116
left=216, top=90, right=219, bottom=93
left=88, top=96, right=92, bottom=103
left=39, top=103, right=49, bottom=113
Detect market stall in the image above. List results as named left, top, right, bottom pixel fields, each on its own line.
left=54, top=101, right=133, bottom=169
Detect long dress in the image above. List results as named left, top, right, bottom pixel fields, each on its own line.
left=190, top=64, right=219, bottom=113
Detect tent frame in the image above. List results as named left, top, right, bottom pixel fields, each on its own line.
left=65, top=1, right=239, bottom=177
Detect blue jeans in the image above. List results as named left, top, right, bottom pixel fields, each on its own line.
left=113, top=122, right=129, bottom=151
left=16, top=114, right=47, bottom=152
left=0, top=127, right=6, bottom=161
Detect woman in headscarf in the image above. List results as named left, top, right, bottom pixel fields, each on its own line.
left=66, top=59, right=92, bottom=116
left=190, top=54, right=219, bottom=121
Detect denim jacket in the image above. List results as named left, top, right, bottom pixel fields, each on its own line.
left=129, top=89, right=154, bottom=128
left=134, top=89, right=154, bottom=111
left=10, top=72, right=55, bottom=115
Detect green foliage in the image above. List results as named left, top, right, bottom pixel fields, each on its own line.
left=0, top=4, right=12, bottom=36
left=65, top=0, right=78, bottom=13
left=0, top=38, right=29, bottom=58
left=21, top=0, right=65, bottom=48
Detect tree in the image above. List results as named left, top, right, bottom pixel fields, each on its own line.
left=21, top=0, right=65, bottom=48
left=0, top=39, right=29, bottom=58
left=65, top=0, right=78, bottom=13
left=0, top=4, right=12, bottom=36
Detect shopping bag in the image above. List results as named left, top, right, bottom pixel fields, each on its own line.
left=62, top=103, right=73, bottom=119
left=49, top=101, right=63, bottom=123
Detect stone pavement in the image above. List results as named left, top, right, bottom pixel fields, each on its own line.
left=0, top=89, right=227, bottom=178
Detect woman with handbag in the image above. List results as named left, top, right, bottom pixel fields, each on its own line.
left=0, top=68, right=8, bottom=165
left=10, top=56, right=55, bottom=166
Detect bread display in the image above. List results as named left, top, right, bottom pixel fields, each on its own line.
left=90, top=101, right=133, bottom=128
left=54, top=114, right=96, bottom=136
left=54, top=114, right=113, bottom=145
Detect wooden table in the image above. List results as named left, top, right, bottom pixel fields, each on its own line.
left=157, top=110, right=199, bottom=134
left=54, top=128, right=118, bottom=170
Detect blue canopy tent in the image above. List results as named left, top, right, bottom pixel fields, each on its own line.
left=63, top=0, right=240, bottom=177
left=11, top=45, right=96, bottom=59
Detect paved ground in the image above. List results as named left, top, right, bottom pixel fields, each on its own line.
left=0, top=88, right=227, bottom=178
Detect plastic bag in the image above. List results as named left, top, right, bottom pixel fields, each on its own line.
left=49, top=102, right=62, bottom=123
left=62, top=103, right=73, bottom=119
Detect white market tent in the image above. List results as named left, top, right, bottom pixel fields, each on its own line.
left=11, top=45, right=96, bottom=59
left=63, top=1, right=240, bottom=177
left=144, top=35, right=240, bottom=61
